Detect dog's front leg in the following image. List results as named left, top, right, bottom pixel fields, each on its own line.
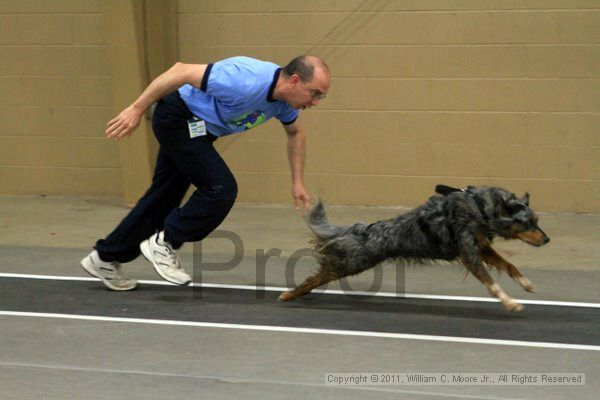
left=481, top=247, right=536, bottom=293
left=460, top=254, right=524, bottom=312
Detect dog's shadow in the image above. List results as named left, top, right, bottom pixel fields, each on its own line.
left=283, top=294, right=524, bottom=321
left=138, top=285, right=522, bottom=321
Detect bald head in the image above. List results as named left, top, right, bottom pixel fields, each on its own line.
left=276, top=55, right=331, bottom=110
left=282, top=55, right=330, bottom=83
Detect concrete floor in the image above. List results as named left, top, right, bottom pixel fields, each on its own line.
left=0, top=195, right=599, bottom=399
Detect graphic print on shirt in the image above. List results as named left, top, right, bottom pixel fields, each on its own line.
left=231, top=111, right=266, bottom=130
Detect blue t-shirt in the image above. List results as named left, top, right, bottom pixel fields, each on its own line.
left=178, top=56, right=299, bottom=137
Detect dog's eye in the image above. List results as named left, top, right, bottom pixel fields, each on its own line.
left=512, top=218, right=531, bottom=231
left=521, top=219, right=539, bottom=231
left=527, top=219, right=540, bottom=231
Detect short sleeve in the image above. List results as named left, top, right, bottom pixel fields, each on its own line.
left=201, top=59, right=256, bottom=104
left=278, top=107, right=299, bottom=125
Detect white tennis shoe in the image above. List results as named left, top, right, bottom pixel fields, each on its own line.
left=80, top=250, right=137, bottom=291
left=140, top=231, right=191, bottom=286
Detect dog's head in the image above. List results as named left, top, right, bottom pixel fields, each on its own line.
left=486, top=188, right=550, bottom=247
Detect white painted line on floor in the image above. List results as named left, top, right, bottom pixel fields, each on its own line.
left=0, top=273, right=97, bottom=282
left=0, top=311, right=598, bottom=352
left=1, top=272, right=599, bottom=309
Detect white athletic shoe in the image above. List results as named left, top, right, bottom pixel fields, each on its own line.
left=80, top=250, right=137, bottom=291
left=140, top=232, right=191, bottom=286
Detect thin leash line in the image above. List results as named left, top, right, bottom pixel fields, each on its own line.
left=305, top=0, right=372, bottom=55
left=1, top=273, right=599, bottom=309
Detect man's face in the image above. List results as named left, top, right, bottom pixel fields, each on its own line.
left=289, top=68, right=330, bottom=110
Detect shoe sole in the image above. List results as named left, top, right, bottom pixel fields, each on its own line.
left=80, top=257, right=137, bottom=292
left=140, top=240, right=191, bottom=286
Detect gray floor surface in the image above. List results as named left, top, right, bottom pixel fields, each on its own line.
left=0, top=195, right=598, bottom=399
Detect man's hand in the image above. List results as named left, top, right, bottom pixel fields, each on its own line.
left=292, top=182, right=311, bottom=215
left=105, top=105, right=143, bottom=140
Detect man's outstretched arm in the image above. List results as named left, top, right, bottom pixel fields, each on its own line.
left=106, top=62, right=207, bottom=141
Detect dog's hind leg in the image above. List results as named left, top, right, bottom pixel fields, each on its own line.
left=482, top=247, right=536, bottom=293
left=278, top=267, right=338, bottom=302
left=460, top=255, right=524, bottom=312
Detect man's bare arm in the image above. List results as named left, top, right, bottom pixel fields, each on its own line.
left=106, top=62, right=207, bottom=140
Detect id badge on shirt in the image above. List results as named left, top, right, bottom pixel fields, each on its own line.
left=188, top=117, right=207, bottom=138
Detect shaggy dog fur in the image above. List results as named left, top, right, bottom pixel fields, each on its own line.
left=279, top=185, right=550, bottom=311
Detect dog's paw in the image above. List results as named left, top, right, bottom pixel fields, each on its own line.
left=517, top=277, right=536, bottom=293
left=504, top=299, right=524, bottom=312
left=278, top=291, right=295, bottom=302
left=524, top=284, right=536, bottom=293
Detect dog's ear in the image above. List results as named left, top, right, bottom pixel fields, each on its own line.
left=493, top=190, right=524, bottom=214
left=521, top=193, right=530, bottom=206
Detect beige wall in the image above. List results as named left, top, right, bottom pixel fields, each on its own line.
left=178, top=0, right=599, bottom=213
left=0, top=0, right=173, bottom=204
left=1, top=1, right=598, bottom=212
left=0, top=0, right=121, bottom=196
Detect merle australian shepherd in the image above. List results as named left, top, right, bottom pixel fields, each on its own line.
left=279, top=185, right=550, bottom=312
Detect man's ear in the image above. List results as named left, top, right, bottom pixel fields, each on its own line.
left=289, top=73, right=301, bottom=85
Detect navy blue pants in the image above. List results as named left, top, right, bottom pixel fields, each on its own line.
left=95, top=92, right=238, bottom=263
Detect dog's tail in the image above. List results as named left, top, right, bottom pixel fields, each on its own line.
left=306, top=199, right=342, bottom=240
left=305, top=199, right=387, bottom=278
